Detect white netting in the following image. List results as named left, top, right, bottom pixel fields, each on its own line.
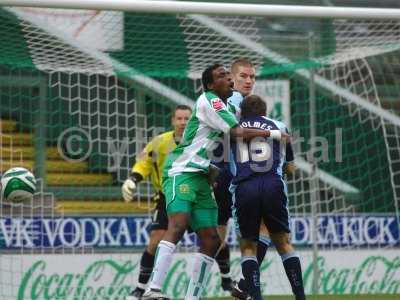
left=179, top=15, right=264, bottom=78
left=325, top=19, right=400, bottom=64
left=3, top=2, right=399, bottom=252
left=0, top=4, right=399, bottom=299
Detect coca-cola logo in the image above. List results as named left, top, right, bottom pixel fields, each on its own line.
left=16, top=252, right=400, bottom=299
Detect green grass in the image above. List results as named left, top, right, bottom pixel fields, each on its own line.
left=207, top=295, right=399, bottom=300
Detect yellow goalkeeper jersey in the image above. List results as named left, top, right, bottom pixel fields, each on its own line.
left=132, top=130, right=177, bottom=192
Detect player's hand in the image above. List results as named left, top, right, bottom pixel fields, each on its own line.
left=281, top=132, right=291, bottom=143
left=122, top=178, right=136, bottom=202
left=208, top=164, right=220, bottom=186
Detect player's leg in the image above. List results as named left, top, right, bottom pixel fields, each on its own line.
left=186, top=225, right=221, bottom=300
left=143, top=175, right=194, bottom=298
left=263, top=178, right=306, bottom=300
left=185, top=176, right=221, bottom=300
left=232, top=182, right=263, bottom=300
left=269, top=232, right=306, bottom=300
left=216, top=225, right=232, bottom=290
left=214, top=171, right=234, bottom=291
left=143, top=211, right=189, bottom=298
left=257, top=222, right=272, bottom=264
left=128, top=230, right=165, bottom=299
left=239, top=239, right=260, bottom=300
left=128, top=195, right=168, bottom=299
left=237, top=222, right=272, bottom=295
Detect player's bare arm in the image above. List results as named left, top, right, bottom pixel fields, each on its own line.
left=230, top=125, right=290, bottom=141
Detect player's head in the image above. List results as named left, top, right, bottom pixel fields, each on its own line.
left=240, top=95, right=266, bottom=118
left=172, top=105, right=192, bottom=137
left=231, top=58, right=256, bottom=96
left=202, top=63, right=233, bottom=100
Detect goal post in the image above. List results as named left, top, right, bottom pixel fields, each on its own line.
left=3, top=0, right=400, bottom=19
left=0, top=1, right=399, bottom=299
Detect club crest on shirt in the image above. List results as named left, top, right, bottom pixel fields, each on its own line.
left=211, top=98, right=224, bottom=111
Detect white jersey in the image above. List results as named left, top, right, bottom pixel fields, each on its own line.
left=163, top=91, right=238, bottom=177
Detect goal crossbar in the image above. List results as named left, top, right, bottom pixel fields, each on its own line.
left=2, top=0, right=400, bottom=20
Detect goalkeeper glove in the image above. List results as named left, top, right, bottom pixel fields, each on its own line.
left=122, top=177, right=136, bottom=202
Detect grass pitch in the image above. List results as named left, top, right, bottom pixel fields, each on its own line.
left=208, top=295, right=398, bottom=300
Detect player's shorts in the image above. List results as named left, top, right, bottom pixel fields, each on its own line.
left=213, top=170, right=233, bottom=226
left=232, top=175, right=290, bottom=241
left=149, top=192, right=168, bottom=231
left=163, top=172, right=218, bottom=231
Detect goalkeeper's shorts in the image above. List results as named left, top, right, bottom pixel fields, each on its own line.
left=150, top=192, right=168, bottom=231
left=213, top=169, right=233, bottom=226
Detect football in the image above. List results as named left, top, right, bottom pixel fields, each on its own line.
left=0, top=167, right=36, bottom=202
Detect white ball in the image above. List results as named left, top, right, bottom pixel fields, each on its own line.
left=1, top=167, right=36, bottom=202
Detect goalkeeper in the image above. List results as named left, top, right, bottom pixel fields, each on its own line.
left=123, top=105, right=192, bottom=300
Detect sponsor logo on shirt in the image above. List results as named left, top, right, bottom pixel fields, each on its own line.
left=212, top=98, right=224, bottom=111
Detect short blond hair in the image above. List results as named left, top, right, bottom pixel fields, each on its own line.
left=231, top=58, right=254, bottom=74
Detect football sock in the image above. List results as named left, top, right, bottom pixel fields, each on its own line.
left=215, top=244, right=231, bottom=280
left=185, top=253, right=214, bottom=299
left=148, top=240, right=176, bottom=290
left=241, top=256, right=262, bottom=300
left=281, top=252, right=306, bottom=300
left=238, top=236, right=272, bottom=293
left=137, top=250, right=155, bottom=288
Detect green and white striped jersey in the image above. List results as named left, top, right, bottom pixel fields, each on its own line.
left=163, top=91, right=238, bottom=177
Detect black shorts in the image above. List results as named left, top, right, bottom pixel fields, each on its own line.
left=233, top=176, right=290, bottom=241
left=213, top=170, right=233, bottom=226
left=150, top=193, right=168, bottom=231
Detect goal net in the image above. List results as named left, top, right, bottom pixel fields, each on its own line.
left=0, top=2, right=399, bottom=298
